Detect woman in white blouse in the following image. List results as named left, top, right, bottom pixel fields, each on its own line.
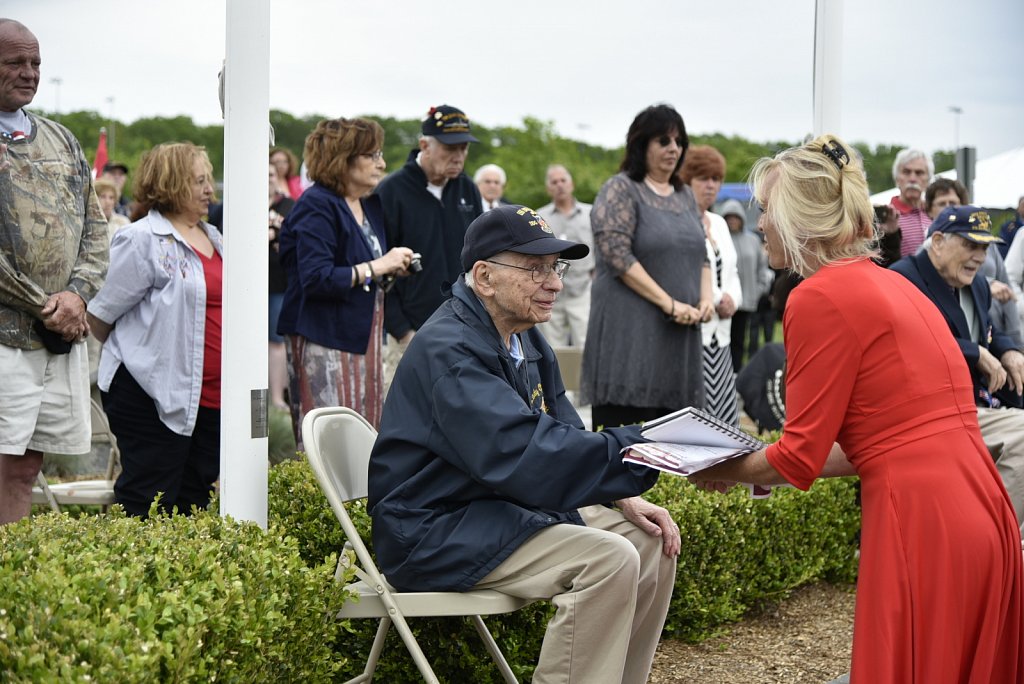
left=678, top=145, right=742, bottom=425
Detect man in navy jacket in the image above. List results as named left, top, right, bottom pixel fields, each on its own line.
left=369, top=205, right=678, bottom=684
left=375, top=104, right=484, bottom=391
left=891, top=205, right=1024, bottom=522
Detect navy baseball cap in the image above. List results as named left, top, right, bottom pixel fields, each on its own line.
left=422, top=104, right=479, bottom=144
left=102, top=161, right=129, bottom=174
left=927, top=205, right=1003, bottom=245
left=461, top=205, right=590, bottom=271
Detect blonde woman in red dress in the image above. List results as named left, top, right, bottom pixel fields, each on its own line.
left=690, top=134, right=1024, bottom=683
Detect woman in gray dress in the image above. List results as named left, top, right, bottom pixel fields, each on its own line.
left=581, top=104, right=712, bottom=429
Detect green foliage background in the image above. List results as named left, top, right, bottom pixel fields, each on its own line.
left=42, top=108, right=957, bottom=205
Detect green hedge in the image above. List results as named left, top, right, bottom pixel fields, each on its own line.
left=3, top=460, right=859, bottom=682
left=267, top=459, right=860, bottom=681
left=0, top=506, right=350, bottom=683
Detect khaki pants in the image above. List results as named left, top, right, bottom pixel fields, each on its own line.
left=978, top=406, right=1024, bottom=525
left=475, top=504, right=676, bottom=684
left=382, top=333, right=412, bottom=400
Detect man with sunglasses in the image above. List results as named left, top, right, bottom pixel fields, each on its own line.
left=369, top=204, right=679, bottom=684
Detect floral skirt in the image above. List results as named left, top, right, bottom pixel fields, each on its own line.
left=285, top=291, right=384, bottom=448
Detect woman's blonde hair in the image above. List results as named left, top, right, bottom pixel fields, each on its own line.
left=132, top=142, right=215, bottom=219
left=749, top=134, right=875, bottom=277
left=93, top=177, right=120, bottom=199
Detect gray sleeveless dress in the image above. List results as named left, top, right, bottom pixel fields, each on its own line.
left=580, top=174, right=706, bottom=410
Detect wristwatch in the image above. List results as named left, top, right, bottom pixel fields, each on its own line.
left=362, top=263, right=375, bottom=292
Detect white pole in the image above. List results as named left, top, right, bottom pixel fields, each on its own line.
left=812, top=0, right=843, bottom=137
left=220, top=0, right=270, bottom=527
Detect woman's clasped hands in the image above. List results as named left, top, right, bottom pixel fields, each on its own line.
left=664, top=298, right=714, bottom=326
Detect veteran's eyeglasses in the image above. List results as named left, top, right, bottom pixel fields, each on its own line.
left=485, top=259, right=571, bottom=283
left=360, top=150, right=384, bottom=161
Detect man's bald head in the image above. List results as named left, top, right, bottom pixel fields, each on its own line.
left=0, top=19, right=40, bottom=112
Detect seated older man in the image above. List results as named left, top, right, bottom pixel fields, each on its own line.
left=891, top=205, right=1024, bottom=523
left=368, top=205, right=678, bottom=684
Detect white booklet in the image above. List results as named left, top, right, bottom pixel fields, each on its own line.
left=622, top=406, right=772, bottom=498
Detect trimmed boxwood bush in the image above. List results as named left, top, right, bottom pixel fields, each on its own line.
left=0, top=506, right=350, bottom=682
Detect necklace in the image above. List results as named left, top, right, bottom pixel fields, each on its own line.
left=644, top=175, right=672, bottom=197
left=172, top=219, right=200, bottom=233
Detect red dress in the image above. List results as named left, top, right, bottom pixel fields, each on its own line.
left=765, top=258, right=1024, bottom=683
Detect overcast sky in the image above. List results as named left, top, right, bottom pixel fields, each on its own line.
left=7, top=0, right=1023, bottom=164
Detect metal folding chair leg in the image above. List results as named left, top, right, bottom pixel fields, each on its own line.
left=471, top=615, right=520, bottom=684
left=35, top=472, right=60, bottom=513
left=346, top=616, right=394, bottom=684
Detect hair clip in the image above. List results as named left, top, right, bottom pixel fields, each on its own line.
left=821, top=140, right=849, bottom=171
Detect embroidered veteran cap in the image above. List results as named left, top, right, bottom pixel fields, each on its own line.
left=927, top=205, right=1004, bottom=245
left=421, top=104, right=479, bottom=144
left=461, top=204, right=590, bottom=271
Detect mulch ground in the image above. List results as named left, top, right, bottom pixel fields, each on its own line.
left=649, top=582, right=855, bottom=684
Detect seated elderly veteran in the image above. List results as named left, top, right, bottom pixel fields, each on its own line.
left=891, top=205, right=1024, bottom=523
left=368, top=204, right=679, bottom=684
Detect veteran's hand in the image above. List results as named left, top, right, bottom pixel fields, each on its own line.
left=1001, top=349, right=1024, bottom=395
left=978, top=346, right=1008, bottom=394
left=614, top=496, right=680, bottom=558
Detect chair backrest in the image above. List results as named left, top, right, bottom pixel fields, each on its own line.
left=303, top=406, right=377, bottom=503
left=302, top=407, right=384, bottom=586
left=552, top=346, right=583, bottom=394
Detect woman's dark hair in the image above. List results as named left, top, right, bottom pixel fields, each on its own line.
left=924, top=177, right=969, bottom=214
left=619, top=104, right=689, bottom=190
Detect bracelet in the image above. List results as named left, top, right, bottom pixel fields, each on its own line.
left=663, top=299, right=675, bottom=322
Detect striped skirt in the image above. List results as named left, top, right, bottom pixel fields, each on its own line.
left=284, top=291, right=384, bottom=449
left=703, top=339, right=739, bottom=426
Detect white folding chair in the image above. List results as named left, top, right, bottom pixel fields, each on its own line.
left=302, top=406, right=532, bottom=684
left=33, top=398, right=119, bottom=513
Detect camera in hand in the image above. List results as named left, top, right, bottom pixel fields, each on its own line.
left=381, top=252, right=423, bottom=293
left=408, top=252, right=423, bottom=273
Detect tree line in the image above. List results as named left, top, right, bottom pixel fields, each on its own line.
left=41, top=108, right=954, bottom=208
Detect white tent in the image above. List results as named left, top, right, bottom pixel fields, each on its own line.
left=870, top=146, right=1024, bottom=209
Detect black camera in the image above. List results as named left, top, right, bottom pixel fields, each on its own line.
left=381, top=252, right=423, bottom=293
left=408, top=252, right=423, bottom=273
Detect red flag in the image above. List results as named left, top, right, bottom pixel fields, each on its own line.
left=92, top=128, right=108, bottom=180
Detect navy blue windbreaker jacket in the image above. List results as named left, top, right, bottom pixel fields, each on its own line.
left=367, top=277, right=658, bottom=592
